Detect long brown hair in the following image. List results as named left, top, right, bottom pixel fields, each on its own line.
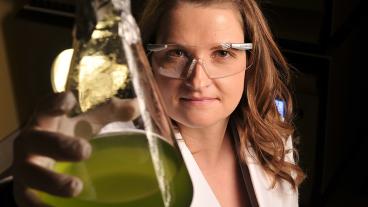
left=138, top=0, right=305, bottom=189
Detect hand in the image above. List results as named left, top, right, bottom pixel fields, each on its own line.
left=11, top=92, right=92, bottom=207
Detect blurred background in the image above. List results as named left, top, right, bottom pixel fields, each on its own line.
left=0, top=0, right=366, bottom=206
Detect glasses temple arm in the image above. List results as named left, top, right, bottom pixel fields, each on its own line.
left=230, top=43, right=253, bottom=50
left=146, top=44, right=168, bottom=52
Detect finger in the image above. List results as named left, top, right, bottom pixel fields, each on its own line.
left=111, top=97, right=140, bottom=121
left=23, top=92, right=76, bottom=132
left=82, top=97, right=139, bottom=127
left=29, top=92, right=76, bottom=131
left=29, top=156, right=55, bottom=170
left=14, top=162, right=83, bottom=197
left=13, top=182, right=53, bottom=207
left=16, top=129, right=91, bottom=162
left=35, top=92, right=76, bottom=118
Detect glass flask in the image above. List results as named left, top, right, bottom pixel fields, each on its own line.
left=41, top=0, right=193, bottom=206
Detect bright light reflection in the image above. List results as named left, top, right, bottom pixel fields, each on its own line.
left=51, top=49, right=73, bottom=93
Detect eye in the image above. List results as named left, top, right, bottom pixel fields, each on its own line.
left=214, top=50, right=231, bottom=58
left=167, top=49, right=186, bottom=57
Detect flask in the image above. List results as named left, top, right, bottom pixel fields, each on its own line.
left=42, top=0, right=193, bottom=206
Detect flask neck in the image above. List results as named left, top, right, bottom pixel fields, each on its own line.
left=111, top=0, right=132, bottom=14
left=95, top=0, right=132, bottom=20
left=75, top=0, right=133, bottom=42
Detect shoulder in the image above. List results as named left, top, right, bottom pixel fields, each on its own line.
left=244, top=137, right=299, bottom=207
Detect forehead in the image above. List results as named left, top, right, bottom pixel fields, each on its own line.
left=156, top=2, right=244, bottom=45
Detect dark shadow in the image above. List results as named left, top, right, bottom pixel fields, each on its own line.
left=2, top=0, right=73, bottom=124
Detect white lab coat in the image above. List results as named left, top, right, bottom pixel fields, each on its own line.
left=175, top=130, right=298, bottom=207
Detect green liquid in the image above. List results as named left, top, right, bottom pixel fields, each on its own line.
left=40, top=131, right=193, bottom=207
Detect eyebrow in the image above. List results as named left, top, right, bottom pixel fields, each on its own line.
left=211, top=44, right=232, bottom=51
left=146, top=43, right=186, bottom=52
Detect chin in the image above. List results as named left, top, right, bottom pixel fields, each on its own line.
left=173, top=115, right=228, bottom=129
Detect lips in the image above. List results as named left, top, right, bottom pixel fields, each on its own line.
left=181, top=97, right=217, bottom=101
left=179, top=96, right=219, bottom=105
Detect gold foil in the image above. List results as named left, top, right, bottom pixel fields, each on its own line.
left=95, top=16, right=121, bottom=29
left=77, top=54, right=129, bottom=112
left=67, top=10, right=130, bottom=114
left=91, top=30, right=113, bottom=39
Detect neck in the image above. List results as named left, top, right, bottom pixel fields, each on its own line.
left=177, top=118, right=234, bottom=168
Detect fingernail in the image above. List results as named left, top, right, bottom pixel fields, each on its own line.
left=79, top=139, right=92, bottom=159
left=69, top=178, right=83, bottom=197
left=69, top=139, right=92, bottom=160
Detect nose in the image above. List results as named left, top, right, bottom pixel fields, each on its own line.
left=184, top=59, right=212, bottom=89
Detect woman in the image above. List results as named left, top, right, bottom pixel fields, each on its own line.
left=6, top=0, right=304, bottom=206
left=139, top=0, right=305, bottom=206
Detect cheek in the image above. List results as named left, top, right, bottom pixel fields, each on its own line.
left=222, top=73, right=245, bottom=106
left=155, top=75, right=168, bottom=96
left=154, top=75, right=178, bottom=107
left=152, top=64, right=178, bottom=112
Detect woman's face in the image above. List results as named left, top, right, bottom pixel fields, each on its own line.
left=153, top=2, right=246, bottom=129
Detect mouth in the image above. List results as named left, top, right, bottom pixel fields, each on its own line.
left=179, top=96, right=219, bottom=104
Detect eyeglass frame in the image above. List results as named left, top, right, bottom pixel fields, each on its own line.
left=146, top=43, right=253, bottom=79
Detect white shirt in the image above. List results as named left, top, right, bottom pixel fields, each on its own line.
left=175, top=131, right=221, bottom=207
left=175, top=131, right=298, bottom=207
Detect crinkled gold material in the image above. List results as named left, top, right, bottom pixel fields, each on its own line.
left=77, top=54, right=129, bottom=112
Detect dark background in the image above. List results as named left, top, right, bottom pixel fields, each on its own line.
left=1, top=0, right=367, bottom=206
